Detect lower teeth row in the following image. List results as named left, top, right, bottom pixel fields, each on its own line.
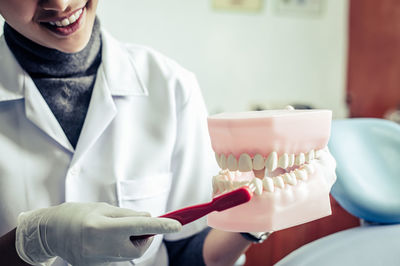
left=212, top=163, right=315, bottom=195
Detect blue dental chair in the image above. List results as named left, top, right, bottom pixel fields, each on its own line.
left=276, top=118, right=400, bottom=266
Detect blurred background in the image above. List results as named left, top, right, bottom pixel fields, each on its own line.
left=95, top=0, right=348, bottom=117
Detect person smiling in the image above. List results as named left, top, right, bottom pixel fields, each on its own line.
left=0, top=0, right=254, bottom=265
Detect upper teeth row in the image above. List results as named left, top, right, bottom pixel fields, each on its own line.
left=213, top=163, right=315, bottom=195
left=49, top=8, right=82, bottom=27
left=215, top=149, right=321, bottom=172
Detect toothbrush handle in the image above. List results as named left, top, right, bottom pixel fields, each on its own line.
left=130, top=187, right=252, bottom=242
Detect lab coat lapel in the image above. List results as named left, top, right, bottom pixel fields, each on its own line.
left=71, top=69, right=116, bottom=166
left=24, top=75, right=75, bottom=152
left=70, top=29, right=148, bottom=166
left=0, top=36, right=74, bottom=152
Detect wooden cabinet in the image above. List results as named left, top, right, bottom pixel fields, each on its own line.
left=347, top=0, right=400, bottom=118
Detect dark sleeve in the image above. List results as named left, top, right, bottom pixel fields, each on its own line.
left=164, top=227, right=212, bottom=266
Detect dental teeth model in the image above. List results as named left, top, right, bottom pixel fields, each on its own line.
left=207, top=109, right=336, bottom=232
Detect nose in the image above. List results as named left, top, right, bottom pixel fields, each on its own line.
left=39, top=0, right=72, bottom=12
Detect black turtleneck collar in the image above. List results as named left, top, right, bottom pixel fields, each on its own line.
left=3, top=18, right=102, bottom=148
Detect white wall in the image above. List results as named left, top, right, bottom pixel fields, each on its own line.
left=97, top=0, right=349, bottom=117
left=0, top=0, right=349, bottom=117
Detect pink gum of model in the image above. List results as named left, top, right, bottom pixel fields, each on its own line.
left=207, top=109, right=334, bottom=232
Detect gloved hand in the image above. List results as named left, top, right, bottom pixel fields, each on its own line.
left=15, top=202, right=182, bottom=266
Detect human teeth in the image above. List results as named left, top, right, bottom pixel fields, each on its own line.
left=295, top=153, right=305, bottom=166
left=295, top=169, right=308, bottom=181
left=263, top=177, right=274, bottom=192
left=49, top=21, right=56, bottom=26
left=52, top=8, right=82, bottom=27
left=61, top=18, right=70, bottom=26
left=303, top=164, right=315, bottom=175
left=288, top=154, right=295, bottom=167
left=273, top=176, right=285, bottom=189
left=265, top=152, right=278, bottom=171
left=227, top=154, right=238, bottom=171
left=305, top=150, right=315, bottom=163
left=278, top=153, right=289, bottom=169
left=68, top=14, right=77, bottom=24
left=251, top=178, right=263, bottom=196
left=238, top=153, right=253, bottom=172
left=253, top=154, right=265, bottom=171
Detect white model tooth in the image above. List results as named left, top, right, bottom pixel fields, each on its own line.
left=289, top=172, right=298, bottom=185
left=212, top=175, right=219, bottom=194
left=227, top=154, right=238, bottom=171
left=215, top=153, right=221, bottom=168
left=295, top=153, right=305, bottom=166
left=285, top=105, right=295, bottom=110
left=219, top=169, right=228, bottom=175
left=315, top=149, right=323, bottom=159
left=253, top=154, right=265, bottom=171
left=273, top=176, right=285, bottom=189
left=288, top=154, right=295, bottom=167
left=283, top=173, right=296, bottom=186
left=215, top=176, right=225, bottom=193
left=240, top=181, right=250, bottom=187
left=278, top=153, right=289, bottom=169
left=61, top=18, right=70, bottom=26
left=265, top=152, right=278, bottom=171
left=226, top=180, right=234, bottom=191
left=55, top=21, right=63, bottom=27
left=251, top=178, right=263, bottom=196
left=263, top=177, right=275, bottom=192
left=238, top=153, right=253, bottom=172
left=305, top=150, right=315, bottom=163
left=219, top=154, right=227, bottom=170
left=295, top=169, right=308, bottom=181
left=303, top=164, right=315, bottom=175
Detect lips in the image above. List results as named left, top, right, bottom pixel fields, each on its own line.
left=40, top=7, right=85, bottom=36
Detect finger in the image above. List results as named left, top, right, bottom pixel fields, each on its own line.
left=105, top=216, right=182, bottom=235
left=100, top=205, right=151, bottom=218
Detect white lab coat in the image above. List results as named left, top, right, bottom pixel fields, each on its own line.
left=0, top=29, right=217, bottom=265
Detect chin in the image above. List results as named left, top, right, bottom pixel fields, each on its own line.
left=207, top=108, right=336, bottom=232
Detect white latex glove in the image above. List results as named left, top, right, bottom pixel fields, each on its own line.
left=15, top=202, right=182, bottom=266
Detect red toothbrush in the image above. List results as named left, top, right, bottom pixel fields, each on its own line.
left=130, top=186, right=253, bottom=241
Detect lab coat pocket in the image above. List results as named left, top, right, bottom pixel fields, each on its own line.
left=116, top=173, right=173, bottom=216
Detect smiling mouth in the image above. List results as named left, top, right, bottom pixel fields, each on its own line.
left=40, top=7, right=85, bottom=36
